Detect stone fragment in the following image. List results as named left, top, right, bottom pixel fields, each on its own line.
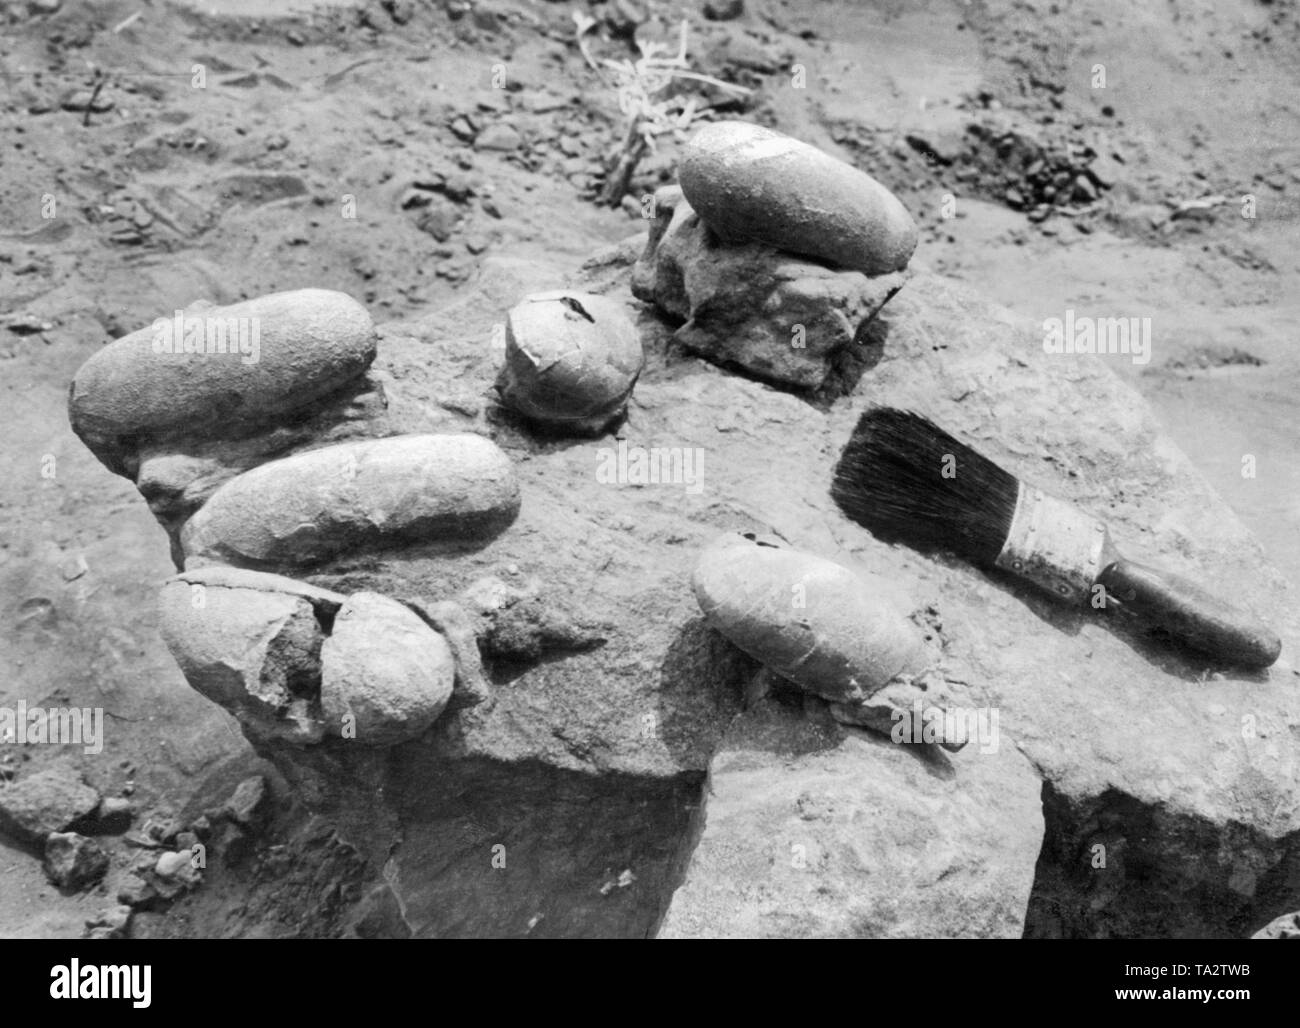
left=409, top=599, right=492, bottom=710
left=222, top=776, right=270, bottom=826
left=83, top=904, right=133, bottom=940
left=43, top=832, right=110, bottom=891
left=155, top=849, right=191, bottom=877
left=1086, top=154, right=1124, bottom=189
left=61, top=89, right=113, bottom=113
left=475, top=123, right=522, bottom=152
left=0, top=768, right=100, bottom=846
left=138, top=814, right=183, bottom=846
left=152, top=849, right=202, bottom=899
left=1252, top=910, right=1300, bottom=939
left=94, top=795, right=134, bottom=832
left=660, top=706, right=1044, bottom=938
left=347, top=883, right=412, bottom=939
left=6, top=313, right=53, bottom=335
left=701, top=29, right=779, bottom=76
left=703, top=0, right=744, bottom=20
left=158, top=571, right=335, bottom=745
left=417, top=196, right=461, bottom=241
left=603, top=0, right=645, bottom=36
left=117, top=873, right=157, bottom=908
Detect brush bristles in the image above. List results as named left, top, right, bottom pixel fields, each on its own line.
left=831, top=408, right=1020, bottom=566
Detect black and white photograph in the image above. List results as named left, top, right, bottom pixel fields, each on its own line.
left=0, top=0, right=1294, bottom=987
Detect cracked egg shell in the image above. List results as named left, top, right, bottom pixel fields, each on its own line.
left=497, top=290, right=644, bottom=434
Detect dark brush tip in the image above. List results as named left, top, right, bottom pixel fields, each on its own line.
left=831, top=407, right=1020, bottom=565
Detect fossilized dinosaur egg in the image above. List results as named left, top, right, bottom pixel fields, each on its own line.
left=691, top=532, right=928, bottom=705
left=319, top=592, right=455, bottom=747
left=158, top=567, right=345, bottom=746
left=496, top=290, right=644, bottom=434
left=679, top=121, right=918, bottom=276
left=158, top=568, right=455, bottom=747
left=69, top=289, right=376, bottom=473
left=179, top=433, right=520, bottom=567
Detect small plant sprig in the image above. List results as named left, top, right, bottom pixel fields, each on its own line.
left=574, top=14, right=751, bottom=206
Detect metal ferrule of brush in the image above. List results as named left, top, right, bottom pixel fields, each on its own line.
left=994, top=485, right=1108, bottom=605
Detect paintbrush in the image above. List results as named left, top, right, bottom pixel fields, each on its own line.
left=830, top=407, right=1282, bottom=669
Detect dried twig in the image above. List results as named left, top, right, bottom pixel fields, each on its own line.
left=574, top=15, right=751, bottom=205
left=83, top=71, right=106, bottom=127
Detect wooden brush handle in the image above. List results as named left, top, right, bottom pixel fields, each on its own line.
left=1097, top=558, right=1282, bottom=670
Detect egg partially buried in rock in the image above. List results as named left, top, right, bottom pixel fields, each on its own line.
left=158, top=568, right=456, bottom=747
left=157, top=566, right=348, bottom=746
left=678, top=121, right=918, bottom=276
left=496, top=290, right=645, bottom=434
left=690, top=532, right=929, bottom=706
left=179, top=434, right=520, bottom=568
left=68, top=288, right=376, bottom=476
left=319, top=592, right=455, bottom=747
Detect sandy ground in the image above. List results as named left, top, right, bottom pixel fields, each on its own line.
left=1, top=0, right=1295, bottom=937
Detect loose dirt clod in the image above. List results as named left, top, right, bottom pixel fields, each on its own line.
left=0, top=769, right=101, bottom=847
left=43, top=832, right=110, bottom=891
